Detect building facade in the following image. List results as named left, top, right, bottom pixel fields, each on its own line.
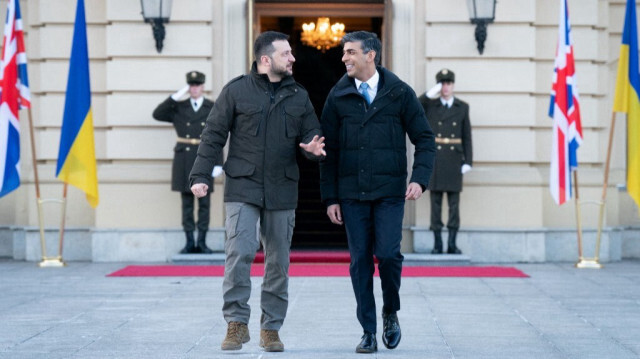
left=1, top=0, right=639, bottom=262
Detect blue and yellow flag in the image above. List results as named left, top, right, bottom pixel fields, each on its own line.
left=55, top=0, right=98, bottom=207
left=613, top=0, right=640, bottom=208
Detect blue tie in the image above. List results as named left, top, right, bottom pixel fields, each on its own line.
left=359, top=82, right=371, bottom=104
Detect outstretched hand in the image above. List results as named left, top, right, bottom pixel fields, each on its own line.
left=299, top=135, right=326, bottom=157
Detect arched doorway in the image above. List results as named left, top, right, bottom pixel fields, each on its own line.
left=251, top=1, right=387, bottom=249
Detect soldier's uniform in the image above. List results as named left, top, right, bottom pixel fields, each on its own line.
left=418, top=69, right=473, bottom=254
left=153, top=71, right=221, bottom=253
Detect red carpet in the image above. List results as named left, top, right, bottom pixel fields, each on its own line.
left=107, top=264, right=528, bottom=278
left=255, top=251, right=351, bottom=263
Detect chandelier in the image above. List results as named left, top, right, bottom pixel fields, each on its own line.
left=301, top=17, right=345, bottom=52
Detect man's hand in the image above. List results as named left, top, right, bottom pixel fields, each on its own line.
left=191, top=183, right=209, bottom=198
left=461, top=164, right=472, bottom=174
left=299, top=135, right=326, bottom=157
left=405, top=182, right=423, bottom=200
left=326, top=204, right=343, bottom=225
left=171, top=85, right=190, bottom=101
left=426, top=82, right=442, bottom=99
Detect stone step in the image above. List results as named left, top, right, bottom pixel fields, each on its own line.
left=403, top=253, right=471, bottom=266
left=170, top=252, right=471, bottom=266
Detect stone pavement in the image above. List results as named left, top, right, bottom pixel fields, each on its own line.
left=1, top=259, right=640, bottom=359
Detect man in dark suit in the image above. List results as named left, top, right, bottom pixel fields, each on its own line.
left=320, top=31, right=435, bottom=353
left=418, top=69, right=473, bottom=254
left=153, top=71, right=222, bottom=254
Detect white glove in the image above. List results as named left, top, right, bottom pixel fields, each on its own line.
left=171, top=85, right=190, bottom=100
left=426, top=83, right=442, bottom=99
left=212, top=166, right=223, bottom=178
left=461, top=164, right=472, bottom=174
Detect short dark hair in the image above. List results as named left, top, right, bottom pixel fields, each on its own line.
left=341, top=31, right=382, bottom=65
left=254, top=31, right=290, bottom=61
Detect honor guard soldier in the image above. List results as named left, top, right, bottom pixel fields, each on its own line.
left=153, top=71, right=223, bottom=254
left=418, top=69, right=473, bottom=254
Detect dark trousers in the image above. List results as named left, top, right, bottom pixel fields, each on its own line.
left=340, top=198, right=405, bottom=334
left=181, top=192, right=210, bottom=232
left=430, top=191, right=460, bottom=231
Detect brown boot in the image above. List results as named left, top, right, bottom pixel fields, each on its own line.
left=260, top=329, right=284, bottom=352
left=221, top=322, right=250, bottom=350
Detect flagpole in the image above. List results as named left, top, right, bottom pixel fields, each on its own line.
left=596, top=111, right=618, bottom=258
left=594, top=111, right=619, bottom=265
left=600, top=112, right=617, bottom=208
left=58, top=183, right=68, bottom=259
left=26, top=108, right=48, bottom=262
left=26, top=109, right=40, bottom=197
left=37, top=184, right=68, bottom=267
left=573, top=171, right=584, bottom=259
left=575, top=112, right=615, bottom=269
left=26, top=106, right=67, bottom=268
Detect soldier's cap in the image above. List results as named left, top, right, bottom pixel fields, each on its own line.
left=186, top=71, right=205, bottom=85
left=436, top=68, right=455, bottom=83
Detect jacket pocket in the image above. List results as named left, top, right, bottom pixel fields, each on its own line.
left=223, top=159, right=256, bottom=178
left=284, top=165, right=300, bottom=181
left=284, top=106, right=305, bottom=138
left=225, top=203, right=242, bottom=239
left=235, top=103, right=262, bottom=136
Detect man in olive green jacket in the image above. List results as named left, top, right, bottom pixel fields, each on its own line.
left=190, top=31, right=325, bottom=353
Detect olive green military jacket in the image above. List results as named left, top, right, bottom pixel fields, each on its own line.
left=190, top=63, right=322, bottom=210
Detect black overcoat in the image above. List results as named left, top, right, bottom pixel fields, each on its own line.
left=319, top=67, right=436, bottom=205
left=153, top=97, right=217, bottom=193
left=418, top=94, right=473, bottom=192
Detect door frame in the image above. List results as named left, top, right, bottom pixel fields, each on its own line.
left=247, top=1, right=390, bottom=70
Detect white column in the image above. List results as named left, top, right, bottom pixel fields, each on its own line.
left=223, top=0, right=248, bottom=82
left=391, top=0, right=416, bottom=87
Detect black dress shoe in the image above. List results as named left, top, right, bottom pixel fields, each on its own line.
left=382, top=312, right=401, bottom=349
left=356, top=332, right=377, bottom=353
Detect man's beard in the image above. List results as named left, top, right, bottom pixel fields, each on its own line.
left=271, top=62, right=292, bottom=78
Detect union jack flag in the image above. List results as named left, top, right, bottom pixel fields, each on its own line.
left=549, top=0, right=583, bottom=206
left=0, top=0, right=30, bottom=198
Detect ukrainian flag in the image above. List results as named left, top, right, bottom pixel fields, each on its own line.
left=613, top=0, right=640, bottom=208
left=55, top=0, right=98, bottom=208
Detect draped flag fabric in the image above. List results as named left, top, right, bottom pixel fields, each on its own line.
left=56, top=0, right=98, bottom=207
left=613, top=0, right=640, bottom=208
left=548, top=0, right=583, bottom=206
left=0, top=0, right=30, bottom=198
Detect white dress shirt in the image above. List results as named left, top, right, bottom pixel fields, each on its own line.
left=191, top=97, right=204, bottom=111
left=355, top=70, right=379, bottom=103
left=440, top=97, right=454, bottom=108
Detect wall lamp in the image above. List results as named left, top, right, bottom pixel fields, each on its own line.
left=466, top=0, right=496, bottom=55
left=140, top=0, right=173, bottom=53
